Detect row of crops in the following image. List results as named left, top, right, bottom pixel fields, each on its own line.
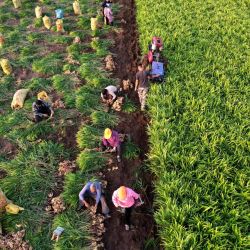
left=1, top=0, right=139, bottom=249
left=136, top=0, right=249, bottom=249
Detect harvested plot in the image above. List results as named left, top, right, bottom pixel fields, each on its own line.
left=136, top=0, right=249, bottom=249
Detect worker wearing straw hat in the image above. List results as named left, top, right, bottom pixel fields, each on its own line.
left=112, top=186, right=143, bottom=231
left=101, top=128, right=122, bottom=162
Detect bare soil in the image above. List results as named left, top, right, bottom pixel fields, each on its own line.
left=101, top=0, right=157, bottom=249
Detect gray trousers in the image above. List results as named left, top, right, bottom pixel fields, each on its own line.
left=89, top=194, right=110, bottom=215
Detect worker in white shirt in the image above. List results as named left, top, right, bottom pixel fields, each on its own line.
left=101, top=85, right=118, bottom=110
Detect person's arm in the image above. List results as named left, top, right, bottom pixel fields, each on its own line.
left=102, top=138, right=108, bottom=147
left=32, top=103, right=41, bottom=116
left=32, top=103, right=36, bottom=113
left=79, top=183, right=90, bottom=207
left=135, top=73, right=139, bottom=91
left=110, top=91, right=116, bottom=101
left=95, top=182, right=101, bottom=205
left=112, top=191, right=119, bottom=207
left=49, top=106, right=54, bottom=117
left=129, top=188, right=140, bottom=201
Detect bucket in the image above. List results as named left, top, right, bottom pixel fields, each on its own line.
left=43, top=16, right=51, bottom=29
left=35, top=6, right=42, bottom=18
left=0, top=59, right=12, bottom=75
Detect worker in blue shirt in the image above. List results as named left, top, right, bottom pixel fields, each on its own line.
left=79, top=181, right=110, bottom=218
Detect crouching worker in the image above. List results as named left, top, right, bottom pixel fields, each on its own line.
left=32, top=99, right=54, bottom=123
left=112, top=186, right=143, bottom=231
left=101, top=128, right=121, bottom=162
left=101, top=85, right=118, bottom=111
left=79, top=181, right=110, bottom=218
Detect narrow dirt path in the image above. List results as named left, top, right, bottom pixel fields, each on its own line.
left=102, top=0, right=156, bottom=249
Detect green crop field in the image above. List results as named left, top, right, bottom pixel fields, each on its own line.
left=136, top=0, right=249, bottom=249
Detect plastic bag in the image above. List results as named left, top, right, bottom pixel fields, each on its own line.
left=0, top=59, right=12, bottom=75
left=0, top=33, right=4, bottom=48
left=5, top=203, right=24, bottom=214
left=55, top=9, right=64, bottom=19
left=12, top=0, right=21, bottom=9
left=43, top=16, right=51, bottom=29
left=11, top=89, right=29, bottom=110
left=35, top=6, right=42, bottom=18
left=91, top=17, right=98, bottom=31
left=73, top=1, right=81, bottom=15
left=56, top=19, right=64, bottom=32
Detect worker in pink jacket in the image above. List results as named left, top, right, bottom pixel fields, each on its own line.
left=101, top=128, right=121, bottom=162
left=112, top=186, right=143, bottom=231
left=104, top=3, right=113, bottom=25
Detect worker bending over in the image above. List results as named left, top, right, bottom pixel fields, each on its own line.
left=101, top=128, right=121, bottom=163
left=79, top=181, right=110, bottom=218
left=112, top=186, right=143, bottom=231
left=101, top=85, right=118, bottom=104
left=135, top=64, right=150, bottom=111
left=32, top=99, right=54, bottom=123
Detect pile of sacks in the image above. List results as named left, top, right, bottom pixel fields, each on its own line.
left=0, top=230, right=32, bottom=250
left=45, top=195, right=66, bottom=214
left=58, top=160, right=76, bottom=176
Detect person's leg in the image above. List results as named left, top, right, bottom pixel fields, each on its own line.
left=34, top=115, right=43, bottom=123
left=137, top=88, right=143, bottom=106
left=116, top=144, right=122, bottom=162
left=100, top=195, right=110, bottom=215
left=140, top=88, right=148, bottom=111
left=105, top=16, right=109, bottom=25
left=124, top=206, right=132, bottom=227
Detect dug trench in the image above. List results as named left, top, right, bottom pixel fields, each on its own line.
left=101, top=0, right=157, bottom=249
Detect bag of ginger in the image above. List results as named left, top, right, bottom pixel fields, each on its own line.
left=11, top=89, right=29, bottom=110
left=12, top=0, right=21, bottom=9
left=91, top=17, right=98, bottom=31
left=35, top=6, right=42, bottom=18
left=0, top=59, right=12, bottom=75
left=43, top=15, right=51, bottom=29
left=73, top=1, right=81, bottom=15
